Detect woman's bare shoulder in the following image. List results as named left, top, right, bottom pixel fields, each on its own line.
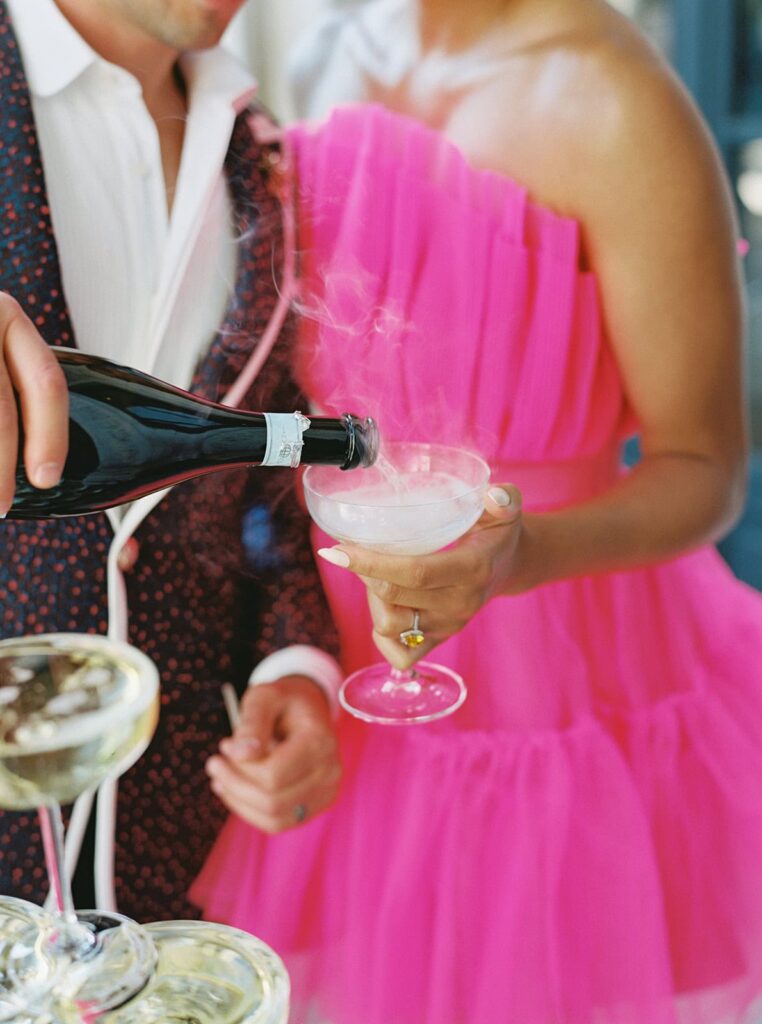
left=447, top=5, right=723, bottom=225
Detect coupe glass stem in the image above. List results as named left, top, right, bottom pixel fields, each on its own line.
left=38, top=801, right=97, bottom=958
left=383, top=667, right=422, bottom=695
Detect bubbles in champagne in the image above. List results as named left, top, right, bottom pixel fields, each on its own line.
left=102, top=921, right=289, bottom=1024
left=322, top=471, right=480, bottom=554
left=0, top=649, right=138, bottom=747
left=0, top=639, right=158, bottom=810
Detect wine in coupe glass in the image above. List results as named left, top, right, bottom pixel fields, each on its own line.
left=304, top=442, right=490, bottom=724
left=0, top=633, right=160, bottom=1017
left=0, top=633, right=290, bottom=1024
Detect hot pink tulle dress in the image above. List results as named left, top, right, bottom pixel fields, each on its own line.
left=191, top=104, right=762, bottom=1024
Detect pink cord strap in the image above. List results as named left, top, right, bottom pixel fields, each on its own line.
left=222, top=114, right=298, bottom=410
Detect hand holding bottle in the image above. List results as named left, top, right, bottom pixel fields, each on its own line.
left=0, top=293, right=68, bottom=515
left=5, top=333, right=378, bottom=519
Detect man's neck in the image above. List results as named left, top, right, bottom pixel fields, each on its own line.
left=54, top=0, right=190, bottom=212
left=54, top=0, right=180, bottom=112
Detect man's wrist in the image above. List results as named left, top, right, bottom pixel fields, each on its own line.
left=248, top=646, right=343, bottom=718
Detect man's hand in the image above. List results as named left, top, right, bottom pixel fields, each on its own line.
left=0, top=293, right=68, bottom=514
left=318, top=484, right=524, bottom=670
left=205, top=675, right=341, bottom=834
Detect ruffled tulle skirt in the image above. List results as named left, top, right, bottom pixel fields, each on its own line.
left=192, top=547, right=762, bottom=1024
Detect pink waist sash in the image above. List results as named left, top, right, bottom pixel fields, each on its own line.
left=490, top=446, right=623, bottom=510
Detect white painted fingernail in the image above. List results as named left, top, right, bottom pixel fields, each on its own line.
left=487, top=487, right=511, bottom=507
left=317, top=547, right=351, bottom=568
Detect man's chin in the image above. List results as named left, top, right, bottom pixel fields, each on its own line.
left=117, top=0, right=242, bottom=51
left=189, top=0, right=242, bottom=23
left=193, top=0, right=236, bottom=9
left=158, top=17, right=227, bottom=51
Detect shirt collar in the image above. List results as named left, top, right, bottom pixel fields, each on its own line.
left=7, top=0, right=258, bottom=112
left=179, top=46, right=258, bottom=116
left=7, top=0, right=98, bottom=98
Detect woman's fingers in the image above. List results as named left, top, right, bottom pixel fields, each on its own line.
left=316, top=483, right=525, bottom=669
left=318, top=542, right=458, bottom=589
left=365, top=591, right=464, bottom=645
left=316, top=482, right=522, bottom=593
left=364, top=593, right=466, bottom=669
left=371, top=628, right=435, bottom=671
left=319, top=541, right=493, bottom=606
left=484, top=484, right=523, bottom=521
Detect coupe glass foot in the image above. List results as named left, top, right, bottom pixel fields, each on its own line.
left=340, top=661, right=467, bottom=724
left=0, top=896, right=56, bottom=1021
left=44, top=911, right=157, bottom=1018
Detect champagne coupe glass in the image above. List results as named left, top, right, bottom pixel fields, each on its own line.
left=94, top=921, right=289, bottom=1024
left=47, top=921, right=290, bottom=1024
left=304, top=442, right=490, bottom=724
left=0, top=633, right=160, bottom=1016
left=0, top=633, right=291, bottom=1024
left=0, top=896, right=55, bottom=1024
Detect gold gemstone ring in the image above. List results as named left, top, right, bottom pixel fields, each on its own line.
left=399, top=611, right=425, bottom=649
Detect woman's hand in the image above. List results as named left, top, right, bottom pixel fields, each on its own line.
left=318, top=484, right=523, bottom=669
left=205, top=675, right=342, bottom=833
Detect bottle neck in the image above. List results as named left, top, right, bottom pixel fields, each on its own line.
left=191, top=408, right=270, bottom=467
left=197, top=409, right=364, bottom=469
left=302, top=416, right=359, bottom=467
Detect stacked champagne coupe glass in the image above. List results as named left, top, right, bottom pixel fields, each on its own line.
left=0, top=633, right=289, bottom=1024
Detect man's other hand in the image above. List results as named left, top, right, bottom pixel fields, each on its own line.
left=205, top=675, right=341, bottom=833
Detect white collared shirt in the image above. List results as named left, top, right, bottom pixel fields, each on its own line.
left=7, top=0, right=254, bottom=388
left=6, top=0, right=343, bottom=710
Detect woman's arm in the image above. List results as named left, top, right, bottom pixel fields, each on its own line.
left=522, top=43, right=747, bottom=587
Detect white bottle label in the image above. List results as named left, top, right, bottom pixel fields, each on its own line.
left=262, top=412, right=312, bottom=468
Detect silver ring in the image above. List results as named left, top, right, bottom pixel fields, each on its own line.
left=294, top=803, right=308, bottom=824
left=399, top=610, right=425, bottom=649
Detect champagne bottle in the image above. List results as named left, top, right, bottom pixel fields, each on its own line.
left=8, top=349, right=378, bottom=519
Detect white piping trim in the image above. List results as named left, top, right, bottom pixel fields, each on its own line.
left=94, top=497, right=169, bottom=913
left=94, top=777, right=118, bottom=912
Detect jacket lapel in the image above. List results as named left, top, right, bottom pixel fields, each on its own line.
left=0, top=0, right=77, bottom=348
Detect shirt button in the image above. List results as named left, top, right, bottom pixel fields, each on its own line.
left=117, top=538, right=140, bottom=572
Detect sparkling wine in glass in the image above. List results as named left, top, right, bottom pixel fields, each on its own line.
left=304, top=442, right=490, bottom=724
left=0, top=633, right=160, bottom=1017
left=97, top=920, right=289, bottom=1024
left=0, top=896, right=55, bottom=1024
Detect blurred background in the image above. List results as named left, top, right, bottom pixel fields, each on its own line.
left=225, top=0, right=762, bottom=588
